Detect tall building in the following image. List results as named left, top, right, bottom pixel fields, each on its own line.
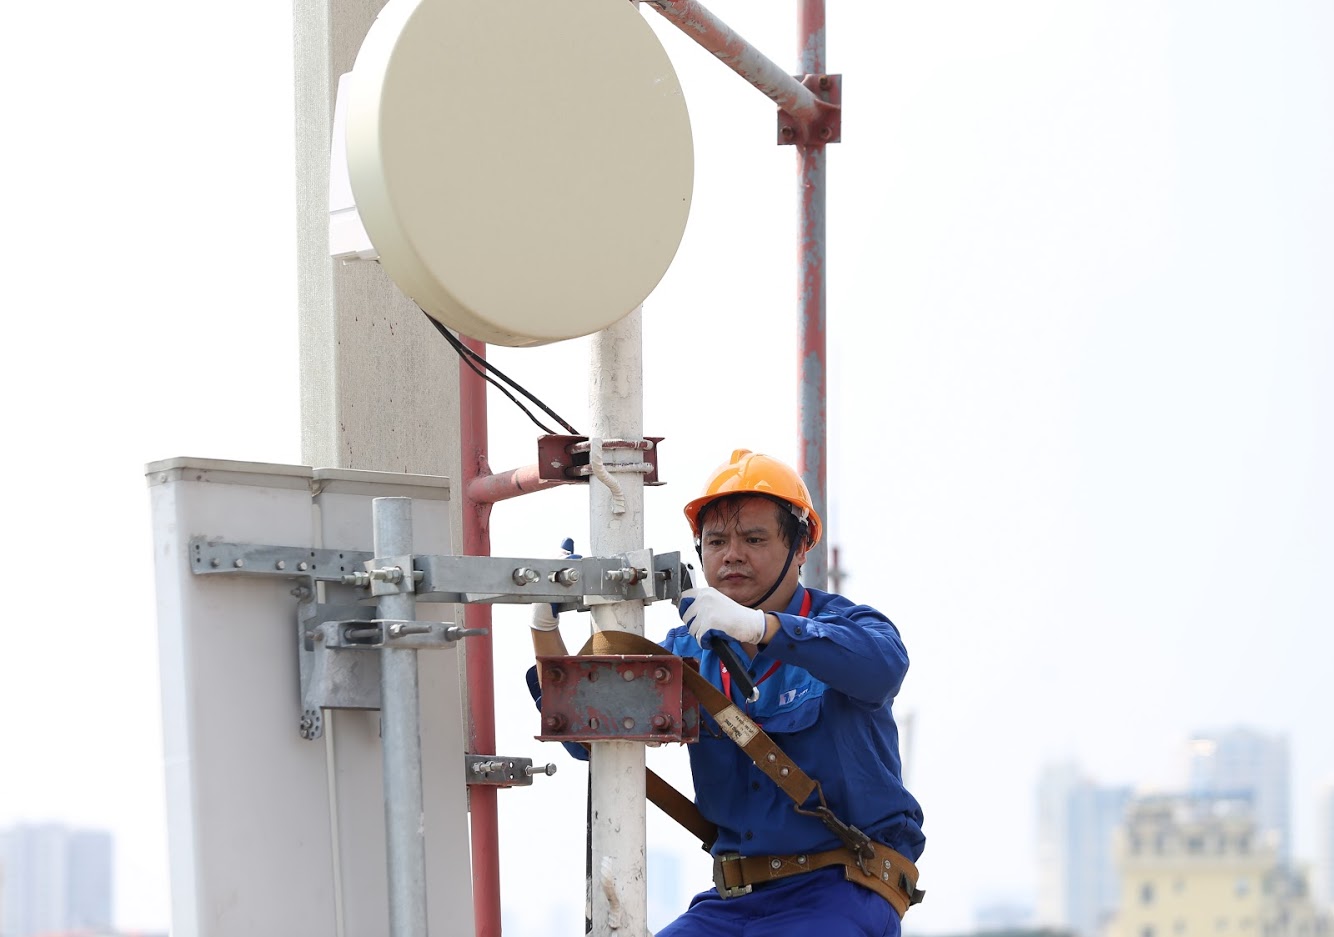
left=647, top=847, right=684, bottom=932
left=1108, top=793, right=1331, bottom=937
left=1037, top=762, right=1133, bottom=937
left=1319, top=780, right=1334, bottom=910
left=1185, top=728, right=1291, bottom=862
left=0, top=823, right=114, bottom=937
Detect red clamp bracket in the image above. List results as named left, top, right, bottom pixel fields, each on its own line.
left=536, top=655, right=700, bottom=743
left=778, top=74, right=842, bottom=146
left=536, top=435, right=665, bottom=485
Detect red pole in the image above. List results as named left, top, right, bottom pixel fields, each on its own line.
left=797, top=0, right=829, bottom=589
left=460, top=336, right=501, bottom=937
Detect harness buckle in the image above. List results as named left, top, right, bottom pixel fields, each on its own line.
left=713, top=853, right=753, bottom=899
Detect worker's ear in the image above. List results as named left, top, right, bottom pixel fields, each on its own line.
left=794, top=534, right=810, bottom=568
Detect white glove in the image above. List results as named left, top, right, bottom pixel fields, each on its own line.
left=680, top=587, right=767, bottom=645
left=531, top=601, right=561, bottom=632
left=531, top=538, right=578, bottom=632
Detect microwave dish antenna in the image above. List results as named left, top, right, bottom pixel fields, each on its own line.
left=343, top=0, right=695, bottom=346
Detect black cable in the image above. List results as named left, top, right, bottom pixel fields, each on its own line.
left=423, top=312, right=582, bottom=436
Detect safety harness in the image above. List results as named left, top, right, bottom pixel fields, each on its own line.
left=576, top=629, right=926, bottom=918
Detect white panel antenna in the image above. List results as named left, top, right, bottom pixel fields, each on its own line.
left=334, top=0, right=695, bottom=346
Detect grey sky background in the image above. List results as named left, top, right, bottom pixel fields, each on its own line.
left=1, top=1, right=1331, bottom=934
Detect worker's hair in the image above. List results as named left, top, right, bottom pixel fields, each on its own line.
left=695, top=493, right=808, bottom=549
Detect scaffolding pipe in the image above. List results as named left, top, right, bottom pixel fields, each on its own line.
left=647, top=0, right=826, bottom=121
left=797, top=0, right=829, bottom=589
left=374, top=497, right=430, bottom=937
left=460, top=337, right=502, bottom=937
left=588, top=309, right=649, bottom=937
left=467, top=464, right=572, bottom=505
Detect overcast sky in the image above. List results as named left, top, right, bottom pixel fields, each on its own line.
left=1, top=1, right=1332, bottom=934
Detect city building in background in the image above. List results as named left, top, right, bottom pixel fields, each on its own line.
left=1108, top=792, right=1331, bottom=937
left=1186, top=728, right=1291, bottom=862
left=0, top=823, right=113, bottom=937
left=1037, top=762, right=1133, bottom=937
left=1319, top=781, right=1334, bottom=910
left=974, top=901, right=1037, bottom=931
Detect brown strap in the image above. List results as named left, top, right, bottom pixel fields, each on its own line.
left=646, top=767, right=717, bottom=846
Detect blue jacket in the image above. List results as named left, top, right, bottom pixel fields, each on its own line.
left=527, top=585, right=925, bottom=862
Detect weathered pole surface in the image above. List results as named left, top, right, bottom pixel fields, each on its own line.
left=459, top=335, right=502, bottom=937
left=588, top=308, right=649, bottom=937
left=797, top=0, right=829, bottom=589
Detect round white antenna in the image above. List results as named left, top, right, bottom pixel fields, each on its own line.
left=345, top=0, right=694, bottom=347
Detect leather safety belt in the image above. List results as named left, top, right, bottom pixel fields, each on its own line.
left=576, top=630, right=925, bottom=913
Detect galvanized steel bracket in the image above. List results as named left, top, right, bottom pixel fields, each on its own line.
left=778, top=74, right=842, bottom=146
left=536, top=655, right=700, bottom=744
left=190, top=538, right=685, bottom=609
left=464, top=754, right=556, bottom=788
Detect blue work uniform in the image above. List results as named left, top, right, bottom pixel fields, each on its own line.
left=527, top=585, right=924, bottom=937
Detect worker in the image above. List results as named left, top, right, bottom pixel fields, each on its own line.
left=528, top=449, right=925, bottom=936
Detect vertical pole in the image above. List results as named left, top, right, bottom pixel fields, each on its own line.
left=374, top=497, right=429, bottom=937
left=588, top=309, right=648, bottom=937
left=459, top=336, right=502, bottom=937
left=797, top=0, right=829, bottom=590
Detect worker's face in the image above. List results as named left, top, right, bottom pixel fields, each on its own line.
left=699, top=496, right=807, bottom=611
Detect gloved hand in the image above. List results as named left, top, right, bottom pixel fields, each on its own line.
left=531, top=538, right=579, bottom=632
left=680, top=587, right=767, bottom=646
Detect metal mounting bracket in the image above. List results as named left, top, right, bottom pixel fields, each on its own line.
left=190, top=538, right=686, bottom=609
left=464, top=754, right=557, bottom=788
left=537, top=435, right=665, bottom=485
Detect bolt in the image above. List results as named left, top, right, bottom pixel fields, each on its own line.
left=543, top=714, right=567, bottom=732
left=587, top=670, right=599, bottom=683
left=370, top=566, right=403, bottom=584
left=766, top=753, right=777, bottom=763
left=622, top=717, right=635, bottom=730
left=621, top=669, right=636, bottom=682
left=472, top=760, right=504, bottom=774
left=298, top=561, right=309, bottom=572
left=771, top=858, right=782, bottom=870
left=544, top=666, right=566, bottom=685
left=389, top=623, right=432, bottom=637
left=781, top=126, right=795, bottom=140
left=209, top=557, right=220, bottom=568
left=883, top=859, right=891, bottom=870
left=233, top=558, right=245, bottom=568
left=882, top=872, right=890, bottom=882
left=779, top=767, right=790, bottom=777
left=653, top=667, right=671, bottom=683
left=342, top=571, right=370, bottom=587
left=551, top=567, right=580, bottom=586
left=797, top=855, right=807, bottom=866
left=650, top=714, right=671, bottom=731
left=525, top=763, right=557, bottom=777
left=512, top=567, right=540, bottom=586
left=819, top=127, right=832, bottom=140
left=819, top=76, right=830, bottom=90
left=276, top=560, right=286, bottom=570
left=290, top=585, right=311, bottom=600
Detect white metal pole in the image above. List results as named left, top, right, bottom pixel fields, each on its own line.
left=587, top=308, right=648, bottom=937
left=374, top=497, right=430, bottom=937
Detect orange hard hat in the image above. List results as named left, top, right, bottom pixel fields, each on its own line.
left=683, top=449, right=822, bottom=547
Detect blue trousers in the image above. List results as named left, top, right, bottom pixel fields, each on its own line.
left=656, top=867, right=900, bottom=937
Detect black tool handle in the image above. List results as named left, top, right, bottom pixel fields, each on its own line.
left=714, top=640, right=759, bottom=703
